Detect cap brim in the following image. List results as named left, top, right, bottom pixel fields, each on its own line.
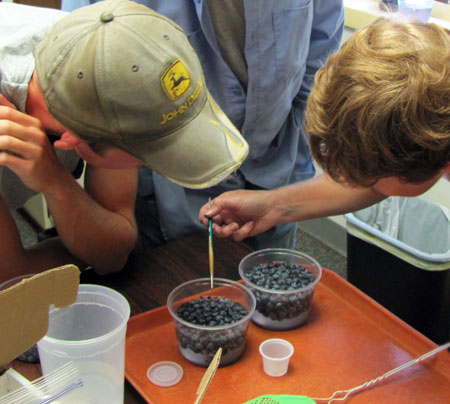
left=124, top=92, right=249, bottom=189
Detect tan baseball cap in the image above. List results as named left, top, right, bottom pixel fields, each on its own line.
left=33, top=0, right=248, bottom=189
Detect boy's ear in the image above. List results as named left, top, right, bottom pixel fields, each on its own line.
left=53, top=131, right=83, bottom=150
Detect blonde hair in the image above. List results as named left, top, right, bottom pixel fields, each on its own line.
left=305, top=17, right=450, bottom=186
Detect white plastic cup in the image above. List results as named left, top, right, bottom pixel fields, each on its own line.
left=259, top=338, right=294, bottom=377
left=37, top=284, right=130, bottom=404
left=398, top=0, right=434, bottom=22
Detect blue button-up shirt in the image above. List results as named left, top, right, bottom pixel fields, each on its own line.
left=136, top=0, right=344, bottom=189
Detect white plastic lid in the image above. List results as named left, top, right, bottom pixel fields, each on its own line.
left=147, top=361, right=183, bottom=387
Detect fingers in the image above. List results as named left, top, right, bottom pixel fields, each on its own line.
left=211, top=221, right=239, bottom=238
left=0, top=105, right=42, bottom=131
left=208, top=219, right=255, bottom=241
left=211, top=220, right=254, bottom=241
left=199, top=203, right=239, bottom=237
left=0, top=122, right=46, bottom=159
left=0, top=127, right=51, bottom=175
left=0, top=100, right=47, bottom=160
left=232, top=221, right=255, bottom=241
left=198, top=195, right=255, bottom=240
left=0, top=150, right=32, bottom=174
left=199, top=202, right=220, bottom=226
left=204, top=205, right=221, bottom=219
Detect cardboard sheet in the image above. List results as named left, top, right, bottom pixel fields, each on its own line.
left=0, top=265, right=80, bottom=368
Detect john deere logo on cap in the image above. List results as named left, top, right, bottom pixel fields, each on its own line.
left=161, top=60, right=191, bottom=100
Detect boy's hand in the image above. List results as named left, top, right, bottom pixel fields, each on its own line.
left=0, top=94, right=66, bottom=196
left=199, top=190, right=278, bottom=241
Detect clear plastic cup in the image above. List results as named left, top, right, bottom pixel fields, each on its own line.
left=37, top=284, right=130, bottom=404
left=398, top=0, right=434, bottom=22
left=239, top=249, right=322, bottom=330
left=259, top=338, right=294, bottom=377
left=167, top=278, right=256, bottom=367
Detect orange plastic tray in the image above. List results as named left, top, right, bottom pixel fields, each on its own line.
left=125, top=269, right=450, bottom=404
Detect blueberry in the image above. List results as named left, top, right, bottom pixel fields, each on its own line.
left=244, top=260, right=317, bottom=324
left=175, top=296, right=250, bottom=365
left=17, top=345, right=39, bottom=363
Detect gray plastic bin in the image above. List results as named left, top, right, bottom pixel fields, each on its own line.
left=345, top=196, right=450, bottom=344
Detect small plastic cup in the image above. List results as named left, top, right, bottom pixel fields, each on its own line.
left=398, top=0, right=434, bottom=22
left=259, top=338, right=294, bottom=377
left=37, top=284, right=130, bottom=404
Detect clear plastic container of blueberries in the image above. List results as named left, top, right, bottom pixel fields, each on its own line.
left=167, top=278, right=256, bottom=367
left=239, top=249, right=322, bottom=331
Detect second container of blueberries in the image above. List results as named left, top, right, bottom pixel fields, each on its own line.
left=239, top=249, right=322, bottom=331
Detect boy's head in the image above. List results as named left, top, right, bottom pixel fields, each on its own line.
left=33, top=0, right=248, bottom=189
left=306, top=17, right=450, bottom=190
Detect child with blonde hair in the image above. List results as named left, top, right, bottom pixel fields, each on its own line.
left=199, top=17, right=450, bottom=241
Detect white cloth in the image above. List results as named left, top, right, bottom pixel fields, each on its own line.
left=0, top=3, right=79, bottom=210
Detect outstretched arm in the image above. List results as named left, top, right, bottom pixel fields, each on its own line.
left=199, top=174, right=386, bottom=241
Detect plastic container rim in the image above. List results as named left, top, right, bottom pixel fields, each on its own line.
left=259, top=338, right=295, bottom=361
left=238, top=248, right=322, bottom=294
left=40, top=284, right=131, bottom=347
left=167, top=277, right=256, bottom=331
left=345, top=212, right=450, bottom=265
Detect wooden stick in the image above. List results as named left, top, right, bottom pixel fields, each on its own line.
left=194, top=348, right=222, bottom=404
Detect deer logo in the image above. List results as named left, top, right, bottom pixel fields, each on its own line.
left=161, top=59, right=191, bottom=100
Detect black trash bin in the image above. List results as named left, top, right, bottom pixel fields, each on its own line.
left=345, top=197, right=450, bottom=344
